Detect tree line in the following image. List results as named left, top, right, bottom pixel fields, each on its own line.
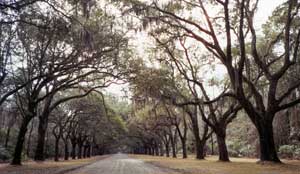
left=0, top=0, right=130, bottom=165
left=0, top=0, right=300, bottom=167
left=123, top=0, right=300, bottom=163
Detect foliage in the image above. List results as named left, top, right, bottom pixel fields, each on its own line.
left=279, top=145, right=300, bottom=159
left=0, top=145, right=11, bottom=161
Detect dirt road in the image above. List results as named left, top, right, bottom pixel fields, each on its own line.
left=68, top=153, right=174, bottom=174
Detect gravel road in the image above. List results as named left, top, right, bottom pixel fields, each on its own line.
left=68, top=153, right=174, bottom=174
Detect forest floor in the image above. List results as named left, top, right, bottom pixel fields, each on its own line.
left=0, top=156, right=107, bottom=174
left=131, top=154, right=300, bottom=174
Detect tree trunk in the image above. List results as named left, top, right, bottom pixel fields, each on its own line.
left=181, top=138, right=187, bottom=159
left=155, top=142, right=159, bottom=156
left=34, top=114, right=49, bottom=161
left=83, top=145, right=87, bottom=158
left=64, top=140, right=69, bottom=160
left=195, top=137, right=205, bottom=160
left=26, top=121, right=34, bottom=157
left=11, top=117, right=32, bottom=165
left=150, top=147, right=154, bottom=155
left=71, top=142, right=76, bottom=159
left=189, top=110, right=206, bottom=160
left=193, top=126, right=205, bottom=160
left=159, top=143, right=164, bottom=156
left=87, top=145, right=91, bottom=158
left=78, top=144, right=83, bottom=159
left=211, top=134, right=214, bottom=155
left=165, top=142, right=170, bottom=157
left=4, top=126, right=11, bottom=148
left=256, top=120, right=281, bottom=163
left=216, top=134, right=229, bottom=162
left=176, top=123, right=188, bottom=159
left=170, top=139, right=177, bottom=158
left=54, top=137, right=60, bottom=162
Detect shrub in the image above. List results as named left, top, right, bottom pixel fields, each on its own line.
left=228, top=148, right=239, bottom=157
left=279, top=145, right=296, bottom=159
left=294, top=147, right=300, bottom=159
left=0, top=145, right=11, bottom=162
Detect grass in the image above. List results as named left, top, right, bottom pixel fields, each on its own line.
left=0, top=156, right=107, bottom=174
left=131, top=154, right=300, bottom=174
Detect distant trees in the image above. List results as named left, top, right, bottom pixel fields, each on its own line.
left=154, top=38, right=242, bottom=161
left=1, top=0, right=300, bottom=168
left=0, top=0, right=131, bottom=165
left=46, top=91, right=128, bottom=162
left=128, top=63, right=211, bottom=159
left=123, top=0, right=300, bottom=163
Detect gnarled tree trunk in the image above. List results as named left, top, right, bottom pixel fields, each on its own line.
left=64, top=139, right=69, bottom=160
left=34, top=113, right=49, bottom=161
left=216, top=133, right=229, bottom=162
left=11, top=118, right=31, bottom=165
left=256, top=119, right=280, bottom=162
left=54, top=137, right=60, bottom=161
left=71, top=140, right=77, bottom=159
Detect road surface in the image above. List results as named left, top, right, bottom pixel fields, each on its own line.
left=68, top=153, right=175, bottom=174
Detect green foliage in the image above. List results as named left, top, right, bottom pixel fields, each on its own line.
left=227, top=141, right=256, bottom=158
left=295, top=148, right=300, bottom=159
left=279, top=145, right=300, bottom=159
left=0, top=145, right=11, bottom=161
left=163, top=2, right=184, bottom=13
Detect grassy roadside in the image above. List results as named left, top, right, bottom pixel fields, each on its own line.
left=0, top=156, right=108, bottom=174
left=131, top=155, right=300, bottom=174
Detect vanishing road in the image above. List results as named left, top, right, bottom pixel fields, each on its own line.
left=68, top=153, right=174, bottom=174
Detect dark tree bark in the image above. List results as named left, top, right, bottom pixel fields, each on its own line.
left=34, top=112, right=49, bottom=161
left=162, top=133, right=170, bottom=157
left=26, top=120, right=35, bottom=157
left=4, top=125, right=11, bottom=148
left=256, top=119, right=280, bottom=162
left=190, top=112, right=208, bottom=160
left=181, top=139, right=187, bottom=159
left=64, top=139, right=69, bottom=160
left=210, top=134, right=214, bottom=155
left=176, top=117, right=188, bottom=159
left=159, top=143, right=164, bottom=156
left=216, top=133, right=229, bottom=162
left=165, top=105, right=188, bottom=159
left=11, top=117, right=32, bottom=165
left=11, top=101, right=36, bottom=165
left=150, top=146, right=154, bottom=155
left=54, top=137, right=60, bottom=162
left=165, top=141, right=170, bottom=157
left=83, top=144, right=88, bottom=158
left=144, top=145, right=148, bottom=155
left=52, top=123, right=62, bottom=162
left=87, top=145, right=91, bottom=158
left=198, top=92, right=240, bottom=162
left=154, top=142, right=159, bottom=156
left=78, top=143, right=83, bottom=159
left=195, top=135, right=205, bottom=159
left=169, top=131, right=177, bottom=158
left=71, top=140, right=77, bottom=159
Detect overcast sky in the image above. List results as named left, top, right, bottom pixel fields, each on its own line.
left=107, top=0, right=286, bottom=98
left=255, top=0, right=284, bottom=28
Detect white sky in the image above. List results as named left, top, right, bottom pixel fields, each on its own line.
left=106, top=0, right=285, bottom=98
left=255, top=0, right=284, bottom=28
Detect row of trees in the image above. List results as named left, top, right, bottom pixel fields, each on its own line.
left=127, top=63, right=240, bottom=161
left=124, top=0, right=300, bottom=163
left=1, top=0, right=300, bottom=167
left=0, top=0, right=131, bottom=165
